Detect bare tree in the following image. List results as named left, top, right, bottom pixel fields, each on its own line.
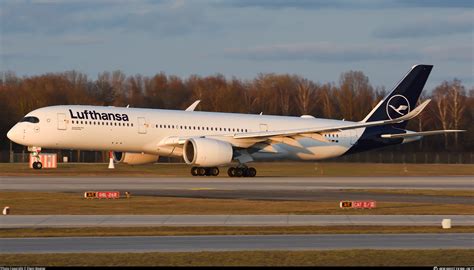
left=432, top=83, right=451, bottom=149
left=295, top=78, right=316, bottom=115
left=446, top=79, right=466, bottom=147
left=337, top=70, right=373, bottom=120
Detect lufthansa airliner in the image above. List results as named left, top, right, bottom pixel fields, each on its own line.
left=7, top=65, right=463, bottom=177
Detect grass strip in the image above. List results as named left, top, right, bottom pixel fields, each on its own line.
left=1, top=250, right=473, bottom=266
left=1, top=226, right=474, bottom=238
left=2, top=191, right=473, bottom=215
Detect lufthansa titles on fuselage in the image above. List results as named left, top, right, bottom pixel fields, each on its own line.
left=69, top=109, right=129, bottom=122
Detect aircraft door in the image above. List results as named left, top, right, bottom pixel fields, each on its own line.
left=138, top=117, right=147, bottom=134
left=260, top=124, right=268, bottom=132
left=57, top=113, right=67, bottom=130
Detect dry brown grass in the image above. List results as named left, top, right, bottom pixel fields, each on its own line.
left=2, top=226, right=473, bottom=238
left=1, top=250, right=473, bottom=266
left=1, top=191, right=473, bottom=215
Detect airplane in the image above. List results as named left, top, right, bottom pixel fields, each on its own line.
left=6, top=64, right=464, bottom=177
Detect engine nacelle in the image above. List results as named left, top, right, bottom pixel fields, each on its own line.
left=113, top=152, right=159, bottom=165
left=183, top=138, right=233, bottom=166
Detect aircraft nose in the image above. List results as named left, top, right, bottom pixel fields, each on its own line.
left=7, top=125, right=21, bottom=143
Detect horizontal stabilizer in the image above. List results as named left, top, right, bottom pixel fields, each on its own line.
left=381, top=130, right=465, bottom=139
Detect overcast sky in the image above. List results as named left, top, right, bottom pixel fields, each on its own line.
left=1, top=0, right=473, bottom=91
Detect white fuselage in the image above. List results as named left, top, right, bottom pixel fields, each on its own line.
left=8, top=105, right=365, bottom=161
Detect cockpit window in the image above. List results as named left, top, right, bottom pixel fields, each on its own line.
left=20, top=116, right=40, bottom=123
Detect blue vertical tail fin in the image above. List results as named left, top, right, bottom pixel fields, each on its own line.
left=362, top=64, right=433, bottom=128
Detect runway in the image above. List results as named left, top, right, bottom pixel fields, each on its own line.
left=2, top=215, right=473, bottom=228
left=1, top=233, right=472, bottom=253
left=2, top=176, right=472, bottom=203
left=1, top=176, right=473, bottom=191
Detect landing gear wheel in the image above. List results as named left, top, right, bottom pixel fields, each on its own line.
left=197, top=167, right=206, bottom=176
left=33, top=161, right=43, bottom=170
left=191, top=167, right=198, bottom=176
left=234, top=167, right=244, bottom=177
left=210, top=167, right=219, bottom=176
left=247, top=167, right=257, bottom=177
left=227, top=167, right=235, bottom=177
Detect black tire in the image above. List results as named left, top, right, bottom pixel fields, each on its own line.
left=247, top=167, right=257, bottom=177
left=191, top=167, right=198, bottom=176
left=197, top=167, right=206, bottom=176
left=210, top=167, right=219, bottom=176
left=227, top=167, right=235, bottom=177
left=33, top=161, right=42, bottom=170
left=234, top=168, right=244, bottom=177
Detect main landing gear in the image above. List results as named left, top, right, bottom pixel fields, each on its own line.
left=227, top=166, right=257, bottom=177
left=191, top=166, right=219, bottom=176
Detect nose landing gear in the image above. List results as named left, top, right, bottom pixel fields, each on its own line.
left=29, top=146, right=43, bottom=170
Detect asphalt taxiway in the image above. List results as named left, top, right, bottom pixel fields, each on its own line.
left=1, top=176, right=473, bottom=191
left=2, top=175, right=472, bottom=203
left=1, top=215, right=473, bottom=228
left=1, top=233, right=472, bottom=253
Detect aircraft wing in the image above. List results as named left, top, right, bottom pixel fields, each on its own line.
left=233, top=99, right=431, bottom=140
left=380, top=130, right=465, bottom=139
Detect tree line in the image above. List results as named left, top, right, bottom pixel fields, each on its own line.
left=1, top=70, right=472, bottom=154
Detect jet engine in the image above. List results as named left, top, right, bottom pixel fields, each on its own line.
left=112, top=152, right=159, bottom=165
left=183, top=138, right=233, bottom=166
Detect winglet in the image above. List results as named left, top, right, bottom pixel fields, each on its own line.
left=185, top=100, right=201, bottom=111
